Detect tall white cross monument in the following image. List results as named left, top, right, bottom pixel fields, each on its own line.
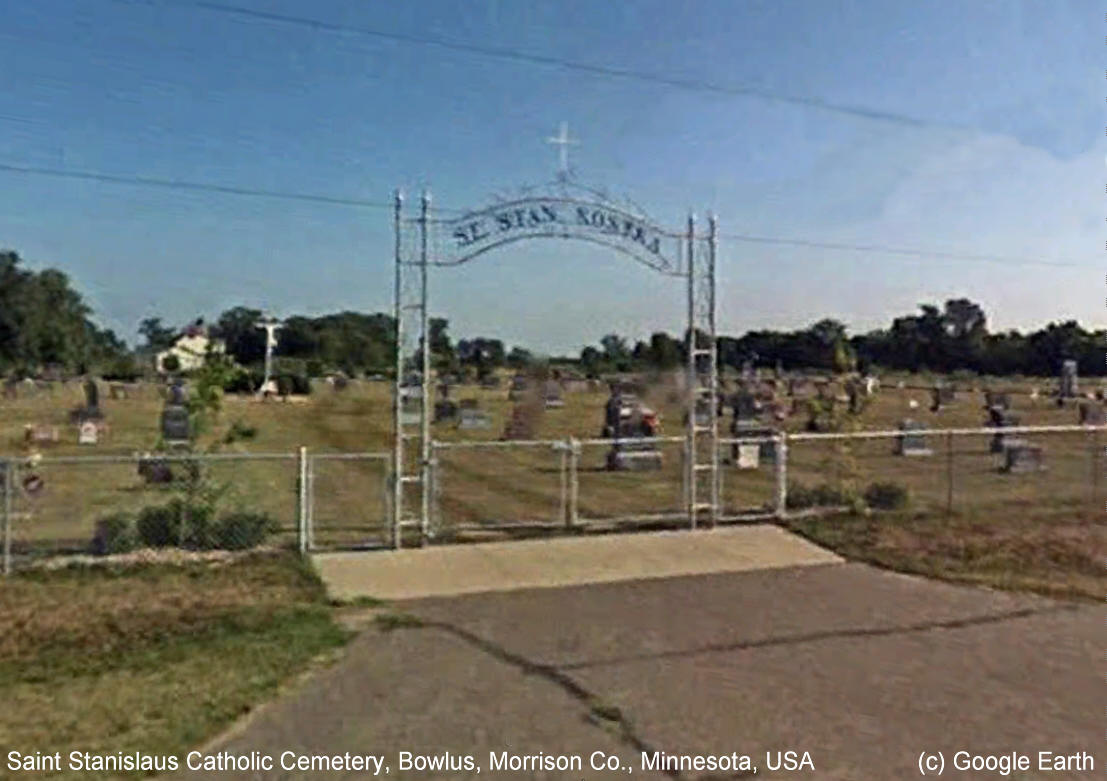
left=255, top=317, right=283, bottom=396
left=546, top=121, right=578, bottom=181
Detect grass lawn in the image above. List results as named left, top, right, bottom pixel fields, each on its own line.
left=785, top=506, right=1105, bottom=601
left=0, top=552, right=350, bottom=779
left=3, top=372, right=1102, bottom=597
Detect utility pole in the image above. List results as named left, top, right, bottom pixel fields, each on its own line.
left=255, top=317, right=283, bottom=396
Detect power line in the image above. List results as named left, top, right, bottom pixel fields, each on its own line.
left=718, top=232, right=1088, bottom=269
left=162, top=0, right=966, bottom=132
left=0, top=162, right=392, bottom=209
left=0, top=161, right=1088, bottom=268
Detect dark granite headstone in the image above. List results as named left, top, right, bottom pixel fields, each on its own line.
left=433, top=399, right=459, bottom=423
left=543, top=380, right=564, bottom=409
left=161, top=406, right=191, bottom=445
left=987, top=407, right=1020, bottom=453
left=137, top=456, right=174, bottom=485
left=894, top=419, right=932, bottom=456
left=1078, top=401, right=1106, bottom=426
left=983, top=390, right=1010, bottom=411
left=1002, top=441, right=1045, bottom=473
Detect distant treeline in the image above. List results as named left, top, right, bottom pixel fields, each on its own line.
left=0, top=250, right=1101, bottom=381
left=0, top=251, right=128, bottom=377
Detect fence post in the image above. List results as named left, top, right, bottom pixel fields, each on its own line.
left=3, top=458, right=12, bottom=577
left=558, top=439, right=569, bottom=529
left=568, top=437, right=580, bottom=528
left=774, top=432, right=788, bottom=520
left=1091, top=428, right=1099, bottom=518
left=945, top=431, right=954, bottom=516
left=297, top=446, right=308, bottom=555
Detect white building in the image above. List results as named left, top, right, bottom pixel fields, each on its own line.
left=155, top=323, right=226, bottom=373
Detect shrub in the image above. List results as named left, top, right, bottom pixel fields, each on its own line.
left=786, top=482, right=857, bottom=510
left=215, top=511, right=278, bottom=550
left=89, top=512, right=136, bottom=555
left=223, top=368, right=262, bottom=394
left=101, top=355, right=142, bottom=382
left=136, top=503, right=180, bottom=547
left=135, top=498, right=218, bottom=549
left=224, top=419, right=258, bottom=444
left=864, top=481, right=910, bottom=510
left=305, top=359, right=324, bottom=378
left=785, top=482, right=816, bottom=510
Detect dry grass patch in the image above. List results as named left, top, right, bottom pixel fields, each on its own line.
left=785, top=506, right=1104, bottom=601
left=0, top=552, right=350, bottom=779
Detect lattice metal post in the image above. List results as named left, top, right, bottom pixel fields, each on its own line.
left=707, top=213, right=719, bottom=526
left=428, top=441, right=440, bottom=540
left=419, top=192, right=432, bottom=545
left=391, top=190, right=404, bottom=549
left=685, top=212, right=696, bottom=529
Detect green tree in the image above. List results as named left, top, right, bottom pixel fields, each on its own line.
left=139, top=317, right=177, bottom=352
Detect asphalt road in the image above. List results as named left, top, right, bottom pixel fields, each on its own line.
left=183, top=557, right=1101, bottom=780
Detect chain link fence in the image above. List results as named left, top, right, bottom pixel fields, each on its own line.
left=2, top=423, right=1102, bottom=573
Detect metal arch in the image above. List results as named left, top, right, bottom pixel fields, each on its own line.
left=411, top=231, right=686, bottom=276
left=391, top=186, right=719, bottom=548
left=428, top=195, right=686, bottom=236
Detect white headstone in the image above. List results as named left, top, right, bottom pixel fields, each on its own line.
left=736, top=444, right=760, bottom=469
left=78, top=421, right=99, bottom=445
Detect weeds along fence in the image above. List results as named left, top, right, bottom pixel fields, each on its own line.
left=2, top=423, right=1103, bottom=573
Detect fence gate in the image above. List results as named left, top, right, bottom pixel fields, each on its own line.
left=391, top=176, right=719, bottom=548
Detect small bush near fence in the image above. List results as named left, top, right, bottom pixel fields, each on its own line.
left=788, top=480, right=909, bottom=512
left=863, top=481, right=910, bottom=510
left=90, top=513, right=138, bottom=555
left=92, top=502, right=277, bottom=555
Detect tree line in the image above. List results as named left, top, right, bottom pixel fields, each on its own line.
left=0, top=250, right=1101, bottom=381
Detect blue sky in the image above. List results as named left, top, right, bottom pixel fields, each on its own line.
left=0, top=0, right=1101, bottom=354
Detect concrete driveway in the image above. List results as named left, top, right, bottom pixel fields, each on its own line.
left=188, top=528, right=1100, bottom=780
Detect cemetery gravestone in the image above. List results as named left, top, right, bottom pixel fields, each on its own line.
left=502, top=400, right=542, bottom=441
left=735, top=443, right=760, bottom=469
left=986, top=407, right=1021, bottom=453
left=602, top=389, right=662, bottom=470
left=894, top=420, right=933, bottom=457
left=543, top=380, right=565, bottom=409
left=984, top=391, right=1011, bottom=411
left=109, top=383, right=128, bottom=400
left=930, top=385, right=956, bottom=412
left=77, top=421, right=99, bottom=445
left=400, top=396, right=422, bottom=426
left=1078, top=401, right=1106, bottom=426
left=1059, top=359, right=1078, bottom=400
left=433, top=401, right=458, bottom=423
left=508, top=375, right=530, bottom=401
left=24, top=424, right=59, bottom=445
left=1002, top=441, right=1045, bottom=473
left=457, top=406, right=492, bottom=430
left=161, top=381, right=191, bottom=446
left=137, top=454, right=174, bottom=485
